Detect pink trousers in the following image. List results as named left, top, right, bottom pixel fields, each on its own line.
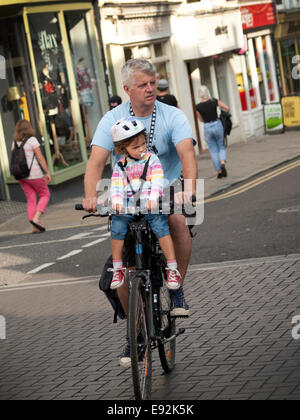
left=19, top=178, right=50, bottom=221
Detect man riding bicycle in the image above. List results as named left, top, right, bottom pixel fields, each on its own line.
left=82, top=58, right=198, bottom=367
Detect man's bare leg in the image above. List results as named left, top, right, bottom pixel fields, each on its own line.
left=168, top=214, right=192, bottom=282
left=117, top=268, right=134, bottom=316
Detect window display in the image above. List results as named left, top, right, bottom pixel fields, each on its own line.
left=65, top=10, right=103, bottom=144
left=280, top=39, right=300, bottom=96
left=0, top=18, right=40, bottom=169
left=28, top=12, right=83, bottom=171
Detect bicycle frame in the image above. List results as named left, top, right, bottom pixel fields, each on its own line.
left=127, top=216, right=157, bottom=341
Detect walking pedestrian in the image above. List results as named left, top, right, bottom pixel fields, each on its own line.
left=196, top=86, right=230, bottom=178
left=156, top=79, right=178, bottom=107
left=12, top=120, right=51, bottom=233
left=109, top=95, right=122, bottom=110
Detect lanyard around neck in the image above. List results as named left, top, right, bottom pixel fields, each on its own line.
left=129, top=104, right=157, bottom=153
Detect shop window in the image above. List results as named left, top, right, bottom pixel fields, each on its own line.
left=124, top=47, right=132, bottom=62
left=215, top=57, right=231, bottom=113
left=245, top=51, right=259, bottom=109
left=123, top=41, right=171, bottom=89
left=198, top=58, right=213, bottom=98
left=0, top=18, right=40, bottom=168
left=154, top=43, right=163, bottom=57
left=28, top=12, right=83, bottom=172
left=65, top=10, right=104, bottom=144
left=252, top=40, right=267, bottom=105
left=280, top=39, right=300, bottom=95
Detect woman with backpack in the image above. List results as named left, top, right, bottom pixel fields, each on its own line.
left=196, top=85, right=230, bottom=179
left=12, top=120, right=51, bottom=233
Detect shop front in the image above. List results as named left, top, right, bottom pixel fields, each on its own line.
left=235, top=2, right=279, bottom=138
left=275, top=11, right=300, bottom=97
left=0, top=1, right=108, bottom=201
left=172, top=7, right=246, bottom=149
left=101, top=4, right=176, bottom=103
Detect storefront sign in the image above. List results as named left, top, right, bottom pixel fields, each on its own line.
left=118, top=17, right=171, bottom=44
left=179, top=10, right=243, bottom=60
left=264, top=103, right=284, bottom=134
left=241, top=3, right=277, bottom=30
left=282, top=97, right=300, bottom=128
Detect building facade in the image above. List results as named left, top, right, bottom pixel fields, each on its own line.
left=233, top=1, right=280, bottom=138
left=0, top=0, right=108, bottom=201
left=100, top=0, right=246, bottom=152
left=275, top=0, right=300, bottom=97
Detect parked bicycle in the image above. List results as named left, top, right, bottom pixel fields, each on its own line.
left=76, top=203, right=186, bottom=400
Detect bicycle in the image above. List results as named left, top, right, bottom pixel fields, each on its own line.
left=76, top=203, right=186, bottom=400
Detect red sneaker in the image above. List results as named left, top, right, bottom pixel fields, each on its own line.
left=110, top=268, right=126, bottom=290
left=166, top=268, right=181, bottom=290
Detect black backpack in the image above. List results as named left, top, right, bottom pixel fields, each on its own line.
left=10, top=138, right=35, bottom=180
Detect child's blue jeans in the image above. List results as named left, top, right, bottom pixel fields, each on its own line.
left=111, top=214, right=170, bottom=240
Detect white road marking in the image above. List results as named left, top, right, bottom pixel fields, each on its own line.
left=27, top=263, right=55, bottom=275
left=67, top=232, right=94, bottom=240
left=12, top=229, right=110, bottom=276
left=57, top=249, right=83, bottom=261
left=0, top=234, right=101, bottom=250
left=0, top=276, right=98, bottom=293
left=92, top=226, right=108, bottom=232
left=82, top=238, right=108, bottom=248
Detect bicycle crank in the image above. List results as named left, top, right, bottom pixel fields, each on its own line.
left=160, top=328, right=185, bottom=345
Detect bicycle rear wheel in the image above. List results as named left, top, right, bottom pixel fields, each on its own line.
left=158, top=280, right=176, bottom=373
left=129, top=276, right=152, bottom=400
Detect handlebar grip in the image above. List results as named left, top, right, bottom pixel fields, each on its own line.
left=75, top=204, right=84, bottom=211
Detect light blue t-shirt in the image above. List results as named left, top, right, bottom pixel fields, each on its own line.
left=91, top=100, right=195, bottom=186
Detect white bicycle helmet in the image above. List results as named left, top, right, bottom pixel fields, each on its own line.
left=110, top=117, right=146, bottom=143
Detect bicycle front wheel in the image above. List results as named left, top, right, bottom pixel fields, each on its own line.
left=158, top=281, right=176, bottom=373
left=129, top=276, right=152, bottom=400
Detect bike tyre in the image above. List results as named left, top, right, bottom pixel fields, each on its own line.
left=158, top=281, right=176, bottom=373
left=129, top=276, right=152, bottom=400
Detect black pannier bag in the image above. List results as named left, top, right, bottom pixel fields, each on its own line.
left=99, top=255, right=126, bottom=323
left=99, top=232, right=135, bottom=323
left=10, top=138, right=34, bottom=180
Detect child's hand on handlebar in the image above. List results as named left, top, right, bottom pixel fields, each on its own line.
left=146, top=200, right=158, bottom=211
left=112, top=203, right=123, bottom=213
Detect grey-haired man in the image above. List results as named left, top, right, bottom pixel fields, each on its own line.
left=83, top=59, right=198, bottom=368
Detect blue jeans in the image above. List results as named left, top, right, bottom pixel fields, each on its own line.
left=111, top=214, right=170, bottom=240
left=204, top=120, right=226, bottom=172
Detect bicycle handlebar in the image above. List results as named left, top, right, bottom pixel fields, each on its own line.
left=75, top=196, right=196, bottom=217
left=75, top=204, right=84, bottom=211
left=75, top=203, right=179, bottom=217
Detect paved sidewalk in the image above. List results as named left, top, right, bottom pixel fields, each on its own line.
left=0, top=130, right=299, bottom=237
left=0, top=254, right=299, bottom=400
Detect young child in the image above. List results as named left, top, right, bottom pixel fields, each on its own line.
left=109, top=117, right=181, bottom=291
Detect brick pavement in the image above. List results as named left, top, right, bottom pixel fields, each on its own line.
left=0, top=255, right=299, bottom=400
left=0, top=201, right=27, bottom=225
